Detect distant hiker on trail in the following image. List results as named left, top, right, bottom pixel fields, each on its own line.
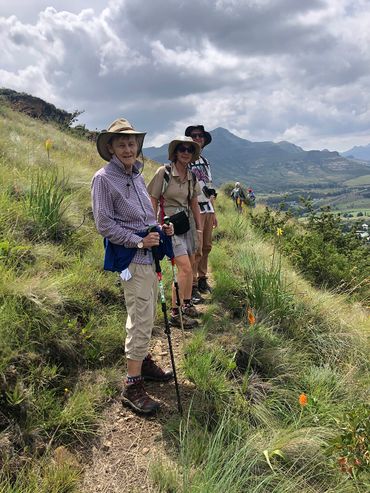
left=247, top=188, right=256, bottom=207
left=147, top=136, right=202, bottom=330
left=91, top=118, right=175, bottom=415
left=185, top=124, right=217, bottom=299
left=231, top=182, right=246, bottom=213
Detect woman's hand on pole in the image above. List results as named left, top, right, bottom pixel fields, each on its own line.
left=142, top=232, right=160, bottom=248
left=162, top=222, right=174, bottom=236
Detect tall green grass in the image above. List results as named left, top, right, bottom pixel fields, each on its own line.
left=151, top=194, right=369, bottom=493
left=28, top=168, right=70, bottom=240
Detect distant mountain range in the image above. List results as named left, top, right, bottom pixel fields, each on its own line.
left=1, top=88, right=369, bottom=193
left=342, top=144, right=370, bottom=161
left=144, top=128, right=370, bottom=191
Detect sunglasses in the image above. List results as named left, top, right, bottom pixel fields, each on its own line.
left=176, top=145, right=195, bottom=153
left=190, top=133, right=204, bottom=138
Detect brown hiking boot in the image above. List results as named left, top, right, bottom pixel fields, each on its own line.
left=182, top=303, right=199, bottom=318
left=121, top=380, right=160, bottom=414
left=169, top=313, right=198, bottom=329
left=141, top=354, right=173, bottom=382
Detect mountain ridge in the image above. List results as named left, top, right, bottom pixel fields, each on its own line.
left=342, top=143, right=370, bottom=161
left=144, top=128, right=370, bottom=191
left=1, top=88, right=369, bottom=192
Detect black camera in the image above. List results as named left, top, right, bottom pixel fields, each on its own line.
left=202, top=186, right=217, bottom=198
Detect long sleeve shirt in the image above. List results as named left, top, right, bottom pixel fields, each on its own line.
left=91, top=155, right=157, bottom=265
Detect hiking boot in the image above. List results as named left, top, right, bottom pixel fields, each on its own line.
left=182, top=303, right=199, bottom=318
left=169, top=313, right=198, bottom=329
left=141, top=354, right=173, bottom=382
left=191, top=286, right=204, bottom=304
left=198, top=277, right=212, bottom=294
left=121, top=380, right=160, bottom=414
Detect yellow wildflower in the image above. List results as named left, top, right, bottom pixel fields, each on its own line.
left=45, top=138, right=53, bottom=151
left=276, top=227, right=283, bottom=236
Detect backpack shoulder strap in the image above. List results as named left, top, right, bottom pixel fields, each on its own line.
left=161, top=164, right=172, bottom=195
left=200, top=155, right=209, bottom=166
left=190, top=169, right=197, bottom=187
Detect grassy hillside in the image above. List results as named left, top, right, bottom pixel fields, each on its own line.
left=0, top=105, right=160, bottom=490
left=0, top=106, right=369, bottom=492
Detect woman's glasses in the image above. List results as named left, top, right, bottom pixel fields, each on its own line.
left=176, top=145, right=194, bottom=154
left=190, top=133, right=204, bottom=139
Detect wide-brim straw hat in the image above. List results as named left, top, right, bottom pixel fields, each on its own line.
left=168, top=136, right=201, bottom=162
left=96, top=118, right=146, bottom=161
left=185, top=125, right=212, bottom=147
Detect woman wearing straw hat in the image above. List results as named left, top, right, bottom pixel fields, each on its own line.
left=91, top=118, right=174, bottom=415
left=147, top=136, right=202, bottom=329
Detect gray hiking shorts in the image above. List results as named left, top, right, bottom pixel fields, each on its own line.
left=172, top=229, right=196, bottom=257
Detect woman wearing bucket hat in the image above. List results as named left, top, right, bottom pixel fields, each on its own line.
left=147, top=136, right=202, bottom=329
left=185, top=125, right=217, bottom=297
left=91, top=118, right=174, bottom=415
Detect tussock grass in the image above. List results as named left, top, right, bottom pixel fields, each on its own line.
left=0, top=456, right=81, bottom=493
left=152, top=194, right=369, bottom=493
left=27, top=168, right=70, bottom=240
left=154, top=410, right=351, bottom=493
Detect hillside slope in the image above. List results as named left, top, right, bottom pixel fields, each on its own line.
left=0, top=106, right=369, bottom=492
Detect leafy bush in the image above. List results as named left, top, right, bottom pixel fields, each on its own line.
left=327, top=403, right=370, bottom=478
left=250, top=204, right=369, bottom=300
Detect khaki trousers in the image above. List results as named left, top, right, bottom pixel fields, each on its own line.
left=192, top=212, right=214, bottom=284
left=122, top=263, right=158, bottom=361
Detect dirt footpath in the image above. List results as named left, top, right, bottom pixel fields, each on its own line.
left=80, top=324, right=197, bottom=493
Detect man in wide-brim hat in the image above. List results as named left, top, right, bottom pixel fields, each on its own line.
left=185, top=124, right=217, bottom=298
left=92, top=118, right=174, bottom=415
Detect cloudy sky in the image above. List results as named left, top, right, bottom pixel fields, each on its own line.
left=1, top=0, right=370, bottom=151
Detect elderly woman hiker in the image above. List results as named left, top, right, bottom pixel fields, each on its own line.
left=147, top=137, right=202, bottom=329
left=91, top=118, right=174, bottom=415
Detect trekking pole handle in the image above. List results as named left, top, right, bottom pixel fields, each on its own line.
left=163, top=216, right=175, bottom=266
left=148, top=225, right=161, bottom=273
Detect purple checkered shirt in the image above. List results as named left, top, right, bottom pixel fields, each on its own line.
left=91, top=155, right=157, bottom=265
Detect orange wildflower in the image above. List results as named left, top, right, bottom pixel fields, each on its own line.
left=299, top=393, right=308, bottom=407
left=247, top=308, right=256, bottom=325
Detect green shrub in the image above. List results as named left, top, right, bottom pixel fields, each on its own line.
left=327, top=403, right=370, bottom=478
left=250, top=205, right=369, bottom=300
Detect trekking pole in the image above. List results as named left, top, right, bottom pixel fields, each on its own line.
left=149, top=226, right=183, bottom=415
left=163, top=216, right=185, bottom=341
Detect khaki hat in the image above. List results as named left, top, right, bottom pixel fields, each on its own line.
left=96, top=118, right=146, bottom=161
left=168, top=136, right=201, bottom=162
